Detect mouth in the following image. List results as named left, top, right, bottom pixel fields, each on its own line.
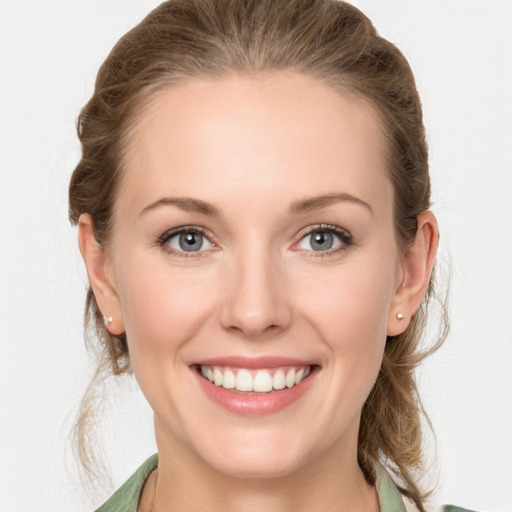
left=195, top=364, right=313, bottom=393
left=191, top=359, right=319, bottom=416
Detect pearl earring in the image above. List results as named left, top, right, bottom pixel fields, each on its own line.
left=396, top=313, right=404, bottom=320
left=103, top=315, right=113, bottom=325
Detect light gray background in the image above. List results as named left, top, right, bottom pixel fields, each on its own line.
left=1, top=1, right=511, bottom=511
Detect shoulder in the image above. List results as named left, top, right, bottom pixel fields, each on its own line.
left=95, top=456, right=479, bottom=512
left=375, top=462, right=479, bottom=512
left=403, top=496, right=478, bottom=512
left=442, top=507, right=480, bottom=512
left=94, top=454, right=159, bottom=512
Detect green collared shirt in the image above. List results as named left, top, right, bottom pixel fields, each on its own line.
left=95, top=454, right=475, bottom=512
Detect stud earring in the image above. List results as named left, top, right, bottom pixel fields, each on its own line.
left=103, top=315, right=113, bottom=325
left=396, top=313, right=404, bottom=320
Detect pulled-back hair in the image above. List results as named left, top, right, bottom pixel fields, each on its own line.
left=69, top=1, right=447, bottom=509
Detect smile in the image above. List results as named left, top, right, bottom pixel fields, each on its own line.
left=192, top=358, right=318, bottom=416
left=199, top=365, right=312, bottom=393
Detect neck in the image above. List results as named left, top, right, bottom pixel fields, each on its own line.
left=140, top=420, right=379, bottom=512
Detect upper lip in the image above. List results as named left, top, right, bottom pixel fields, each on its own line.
left=192, top=356, right=317, bottom=369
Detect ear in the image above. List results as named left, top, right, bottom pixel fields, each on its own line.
left=387, top=210, right=439, bottom=336
left=78, top=214, right=125, bottom=336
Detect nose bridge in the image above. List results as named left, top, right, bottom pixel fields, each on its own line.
left=220, top=240, right=291, bottom=337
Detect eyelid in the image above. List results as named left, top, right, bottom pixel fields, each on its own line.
left=156, top=223, right=352, bottom=257
left=158, top=225, right=218, bottom=257
left=291, top=224, right=354, bottom=253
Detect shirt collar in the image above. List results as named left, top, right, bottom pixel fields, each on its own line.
left=375, top=462, right=408, bottom=512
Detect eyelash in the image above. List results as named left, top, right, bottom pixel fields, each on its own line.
left=293, top=224, right=354, bottom=257
left=158, top=226, right=215, bottom=258
left=157, top=224, right=354, bottom=258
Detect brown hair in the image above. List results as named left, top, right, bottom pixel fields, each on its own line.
left=69, top=0, right=447, bottom=508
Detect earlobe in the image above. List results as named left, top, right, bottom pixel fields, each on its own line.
left=387, top=210, right=439, bottom=336
left=78, top=214, right=125, bottom=335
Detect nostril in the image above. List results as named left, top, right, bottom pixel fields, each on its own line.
left=224, top=322, right=285, bottom=339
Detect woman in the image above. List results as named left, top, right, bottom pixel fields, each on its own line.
left=69, top=0, right=473, bottom=510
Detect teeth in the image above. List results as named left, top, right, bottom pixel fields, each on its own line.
left=254, top=371, right=273, bottom=392
left=213, top=367, right=223, bottom=386
left=236, top=369, right=253, bottom=391
left=222, top=369, right=236, bottom=389
left=200, top=365, right=311, bottom=392
left=285, top=369, right=296, bottom=388
left=273, top=370, right=286, bottom=390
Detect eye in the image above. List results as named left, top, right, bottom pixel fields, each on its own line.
left=159, top=227, right=214, bottom=255
left=296, top=225, right=352, bottom=253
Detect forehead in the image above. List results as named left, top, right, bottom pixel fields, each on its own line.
left=119, top=72, right=391, bottom=218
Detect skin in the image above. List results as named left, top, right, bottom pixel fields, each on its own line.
left=79, top=72, right=438, bottom=512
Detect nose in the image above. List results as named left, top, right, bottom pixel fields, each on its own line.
left=219, top=248, right=292, bottom=338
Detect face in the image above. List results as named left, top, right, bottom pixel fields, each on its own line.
left=104, top=73, right=405, bottom=478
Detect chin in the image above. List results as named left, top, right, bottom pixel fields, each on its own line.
left=190, top=426, right=316, bottom=480
left=205, top=449, right=306, bottom=480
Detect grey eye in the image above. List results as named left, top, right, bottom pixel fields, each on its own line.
left=311, top=231, right=334, bottom=251
left=298, top=229, right=342, bottom=252
left=166, top=230, right=210, bottom=252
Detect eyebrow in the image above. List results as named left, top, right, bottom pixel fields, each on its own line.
left=289, top=193, right=373, bottom=216
left=139, top=192, right=373, bottom=218
left=139, top=197, right=221, bottom=218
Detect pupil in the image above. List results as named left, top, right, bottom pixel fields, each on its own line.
left=311, top=231, right=333, bottom=251
left=179, top=231, right=203, bottom=251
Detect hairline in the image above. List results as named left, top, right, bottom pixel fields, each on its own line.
left=111, top=69, right=398, bottom=245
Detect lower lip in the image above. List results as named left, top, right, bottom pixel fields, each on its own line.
left=193, top=367, right=317, bottom=417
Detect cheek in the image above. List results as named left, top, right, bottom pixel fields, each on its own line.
left=115, top=255, right=217, bottom=364
left=291, top=254, right=396, bottom=383
left=294, top=260, right=394, bottom=339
